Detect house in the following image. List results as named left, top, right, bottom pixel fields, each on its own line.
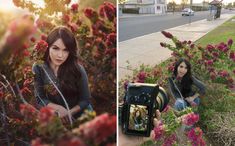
left=123, top=0, right=167, bottom=14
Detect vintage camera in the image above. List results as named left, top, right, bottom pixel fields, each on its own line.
left=121, top=83, right=169, bottom=137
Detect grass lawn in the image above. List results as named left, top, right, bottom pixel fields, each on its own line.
left=196, top=16, right=235, bottom=49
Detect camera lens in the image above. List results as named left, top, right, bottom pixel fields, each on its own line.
left=155, top=87, right=169, bottom=112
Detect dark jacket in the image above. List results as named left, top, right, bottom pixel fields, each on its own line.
left=32, top=63, right=91, bottom=112
left=168, top=76, right=206, bottom=99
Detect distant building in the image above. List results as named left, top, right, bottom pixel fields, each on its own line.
left=123, top=0, right=167, bottom=14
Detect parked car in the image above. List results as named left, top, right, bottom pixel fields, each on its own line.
left=181, top=8, right=194, bottom=16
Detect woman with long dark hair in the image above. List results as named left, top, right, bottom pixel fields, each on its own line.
left=133, top=109, right=144, bottom=130
left=168, top=58, right=206, bottom=111
left=32, top=26, right=92, bottom=123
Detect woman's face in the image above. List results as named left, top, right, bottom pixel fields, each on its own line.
left=177, top=62, right=188, bottom=78
left=49, top=38, right=69, bottom=67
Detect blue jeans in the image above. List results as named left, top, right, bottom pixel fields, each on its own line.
left=174, top=97, right=200, bottom=111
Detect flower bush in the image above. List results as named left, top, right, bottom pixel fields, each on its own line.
left=119, top=29, right=234, bottom=145
left=0, top=0, right=116, bottom=145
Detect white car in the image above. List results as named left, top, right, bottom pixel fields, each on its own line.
left=182, top=8, right=194, bottom=16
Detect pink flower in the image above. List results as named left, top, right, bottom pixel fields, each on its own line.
left=219, top=70, right=229, bottom=77
left=161, top=31, right=173, bottom=39
left=227, top=38, right=233, bottom=46
left=206, top=44, right=214, bottom=52
left=78, top=113, right=116, bottom=144
left=35, top=40, right=48, bottom=52
left=153, top=122, right=164, bottom=140
left=187, top=127, right=205, bottom=146
left=163, top=134, right=176, bottom=146
left=212, top=52, right=219, bottom=57
left=230, top=51, right=235, bottom=61
left=137, top=71, right=146, bottom=83
left=181, top=113, right=199, bottom=126
left=71, top=3, right=78, bottom=12
left=205, top=60, right=213, bottom=65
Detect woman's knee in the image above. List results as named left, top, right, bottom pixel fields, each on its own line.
left=174, top=99, right=187, bottom=111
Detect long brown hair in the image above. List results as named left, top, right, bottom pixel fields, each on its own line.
left=44, top=26, right=81, bottom=98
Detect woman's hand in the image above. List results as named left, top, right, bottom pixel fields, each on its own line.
left=47, top=103, right=70, bottom=124
left=185, top=96, right=195, bottom=103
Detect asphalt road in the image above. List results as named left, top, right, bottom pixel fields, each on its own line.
left=119, top=10, right=232, bottom=42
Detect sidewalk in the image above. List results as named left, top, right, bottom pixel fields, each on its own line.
left=118, top=12, right=235, bottom=80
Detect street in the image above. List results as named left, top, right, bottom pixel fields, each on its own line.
left=119, top=9, right=232, bottom=42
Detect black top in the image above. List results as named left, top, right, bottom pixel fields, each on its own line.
left=168, top=76, right=206, bottom=99
left=32, top=62, right=90, bottom=111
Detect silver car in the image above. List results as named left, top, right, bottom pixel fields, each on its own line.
left=182, top=8, right=194, bottom=16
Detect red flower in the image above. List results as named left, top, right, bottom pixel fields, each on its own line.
left=20, top=104, right=37, bottom=119
left=0, top=91, right=4, bottom=100
left=227, top=38, right=233, bottom=46
left=35, top=40, right=48, bottom=52
left=78, top=113, right=116, bottom=144
left=68, top=23, right=78, bottom=32
left=137, top=71, right=146, bottom=83
left=71, top=3, right=78, bottom=12
left=161, top=31, right=173, bottom=39
left=20, top=87, right=32, bottom=95
left=39, top=107, right=54, bottom=125
left=187, top=40, right=192, bottom=44
left=206, top=44, right=214, bottom=52
left=84, top=8, right=98, bottom=20
left=106, top=33, right=116, bottom=47
left=233, top=70, right=235, bottom=74
left=105, top=48, right=116, bottom=57
left=62, top=14, right=70, bottom=23
left=102, top=2, right=116, bottom=21
left=23, top=79, right=33, bottom=87
left=56, top=137, right=86, bottom=146
left=30, top=37, right=36, bottom=43
left=99, top=6, right=105, bottom=18
left=31, top=138, right=49, bottom=146
left=190, top=44, right=195, bottom=49
left=23, top=50, right=30, bottom=56
left=41, top=34, right=47, bottom=41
